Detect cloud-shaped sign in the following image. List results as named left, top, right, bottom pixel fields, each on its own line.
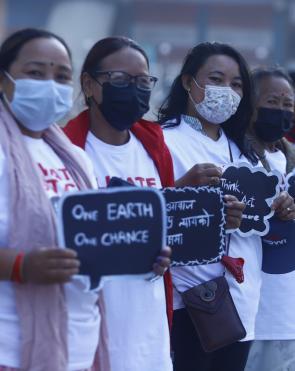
left=221, top=163, right=281, bottom=237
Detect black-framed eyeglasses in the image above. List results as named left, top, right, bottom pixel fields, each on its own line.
left=93, top=70, right=158, bottom=91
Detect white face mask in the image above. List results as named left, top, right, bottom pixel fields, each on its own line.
left=189, top=78, right=241, bottom=124
left=5, top=72, right=73, bottom=131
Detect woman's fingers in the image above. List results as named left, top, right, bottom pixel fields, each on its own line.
left=160, top=246, right=172, bottom=258
left=46, top=257, right=80, bottom=270
left=176, top=163, right=222, bottom=187
left=22, top=247, right=80, bottom=284
left=224, top=195, right=245, bottom=229
left=272, top=192, right=295, bottom=221
left=153, top=260, right=170, bottom=276
left=152, top=247, right=172, bottom=276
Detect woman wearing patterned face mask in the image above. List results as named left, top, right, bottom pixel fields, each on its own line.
left=0, top=28, right=107, bottom=371
left=245, top=68, right=295, bottom=371
left=64, top=37, right=173, bottom=371
left=158, top=42, right=261, bottom=371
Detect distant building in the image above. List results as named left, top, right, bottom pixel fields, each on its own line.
left=1, top=0, right=294, bottom=111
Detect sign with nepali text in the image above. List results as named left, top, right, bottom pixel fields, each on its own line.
left=162, top=187, right=226, bottom=266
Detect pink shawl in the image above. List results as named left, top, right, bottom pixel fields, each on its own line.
left=0, top=99, right=95, bottom=371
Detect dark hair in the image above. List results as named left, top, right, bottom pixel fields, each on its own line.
left=80, top=36, right=149, bottom=105
left=0, top=28, right=72, bottom=72
left=158, top=42, right=257, bottom=164
left=251, top=66, right=294, bottom=99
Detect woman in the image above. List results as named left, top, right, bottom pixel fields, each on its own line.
left=245, top=68, right=295, bottom=371
left=64, top=36, right=173, bottom=371
left=0, top=28, right=102, bottom=371
left=158, top=42, right=273, bottom=371
left=247, top=68, right=295, bottom=174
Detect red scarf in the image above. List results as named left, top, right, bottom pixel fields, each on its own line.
left=64, top=109, right=174, bottom=329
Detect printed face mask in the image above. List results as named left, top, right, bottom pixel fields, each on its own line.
left=97, top=82, right=151, bottom=131
left=5, top=72, right=73, bottom=131
left=254, top=107, right=294, bottom=142
left=190, top=79, right=241, bottom=124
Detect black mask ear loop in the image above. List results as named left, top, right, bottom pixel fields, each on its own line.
left=83, top=72, right=102, bottom=108
left=90, top=73, right=103, bottom=87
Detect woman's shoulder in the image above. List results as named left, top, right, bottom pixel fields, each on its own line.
left=132, top=118, right=166, bottom=145
left=71, top=144, right=97, bottom=188
left=63, top=109, right=90, bottom=148
left=244, top=131, right=265, bottom=156
left=161, top=117, right=180, bottom=130
left=134, top=118, right=163, bottom=133
left=72, top=143, right=89, bottom=159
left=277, top=138, right=295, bottom=173
left=0, top=144, right=5, bottom=160
left=0, top=144, right=6, bottom=178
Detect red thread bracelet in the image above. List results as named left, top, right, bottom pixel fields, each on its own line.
left=11, top=252, right=25, bottom=283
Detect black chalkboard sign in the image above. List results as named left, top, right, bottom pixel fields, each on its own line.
left=286, top=172, right=295, bottom=199
left=262, top=216, right=295, bottom=274
left=162, top=186, right=226, bottom=266
left=57, top=187, right=166, bottom=284
left=220, top=163, right=281, bottom=236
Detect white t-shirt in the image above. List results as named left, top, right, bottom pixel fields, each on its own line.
left=265, top=149, right=287, bottom=176
left=0, top=136, right=100, bottom=370
left=163, top=117, right=262, bottom=341
left=255, top=150, right=295, bottom=340
left=85, top=131, right=173, bottom=371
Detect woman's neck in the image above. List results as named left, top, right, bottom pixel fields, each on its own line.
left=89, top=105, right=129, bottom=146
left=201, top=120, right=221, bottom=141
left=185, top=106, right=221, bottom=141
left=19, top=126, right=43, bottom=139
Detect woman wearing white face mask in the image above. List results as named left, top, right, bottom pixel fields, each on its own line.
left=159, top=42, right=262, bottom=371
left=0, top=28, right=105, bottom=371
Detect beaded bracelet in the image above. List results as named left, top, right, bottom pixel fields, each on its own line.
left=11, top=252, right=25, bottom=283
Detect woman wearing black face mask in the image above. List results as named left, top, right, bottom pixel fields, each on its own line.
left=245, top=68, right=295, bottom=371
left=64, top=36, right=173, bottom=371
left=249, top=68, right=295, bottom=173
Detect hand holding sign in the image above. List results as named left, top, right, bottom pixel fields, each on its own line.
left=221, top=163, right=281, bottom=236
left=224, top=194, right=245, bottom=230
left=153, top=246, right=171, bottom=276
left=22, top=248, right=80, bottom=284
left=175, top=163, right=223, bottom=187
left=57, top=187, right=166, bottom=286
left=271, top=191, right=295, bottom=221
